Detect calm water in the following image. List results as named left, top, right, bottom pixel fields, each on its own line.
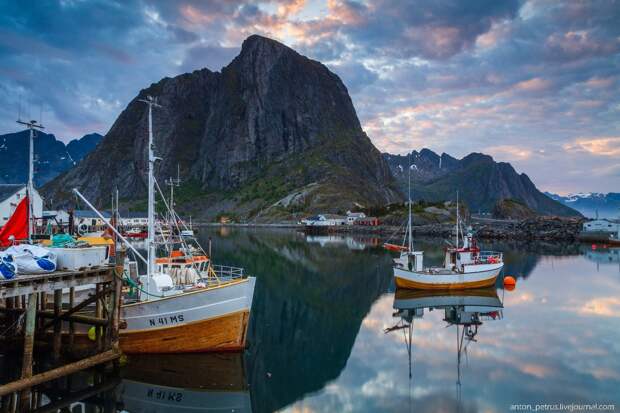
left=7, top=228, right=620, bottom=412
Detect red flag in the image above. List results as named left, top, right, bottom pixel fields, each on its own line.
left=0, top=196, right=29, bottom=247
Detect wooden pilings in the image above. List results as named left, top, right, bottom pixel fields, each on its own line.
left=0, top=259, right=125, bottom=410
left=20, top=293, right=38, bottom=379
left=52, top=290, right=62, bottom=361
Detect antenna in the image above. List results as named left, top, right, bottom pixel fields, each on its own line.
left=165, top=164, right=181, bottom=212
left=17, top=115, right=44, bottom=243
left=455, top=191, right=460, bottom=247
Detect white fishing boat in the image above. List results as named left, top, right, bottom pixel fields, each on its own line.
left=391, top=157, right=504, bottom=290
left=74, top=95, right=256, bottom=353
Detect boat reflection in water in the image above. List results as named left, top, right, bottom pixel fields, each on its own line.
left=386, top=288, right=504, bottom=406
left=117, top=353, right=251, bottom=412
left=582, top=245, right=620, bottom=272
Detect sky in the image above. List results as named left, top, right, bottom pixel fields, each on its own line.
left=0, top=0, right=618, bottom=195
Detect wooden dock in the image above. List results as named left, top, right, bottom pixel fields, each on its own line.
left=0, top=250, right=125, bottom=411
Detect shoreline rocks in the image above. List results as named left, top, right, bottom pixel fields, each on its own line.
left=197, top=216, right=586, bottom=242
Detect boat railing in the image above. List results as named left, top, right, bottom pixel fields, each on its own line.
left=211, top=264, right=245, bottom=280
left=477, top=251, right=503, bottom=263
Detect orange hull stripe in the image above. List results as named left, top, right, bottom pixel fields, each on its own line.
left=394, top=276, right=498, bottom=290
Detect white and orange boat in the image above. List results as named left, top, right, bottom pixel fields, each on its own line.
left=393, top=230, right=504, bottom=290
left=391, top=159, right=503, bottom=290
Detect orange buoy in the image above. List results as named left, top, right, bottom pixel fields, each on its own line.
left=503, top=276, right=516, bottom=291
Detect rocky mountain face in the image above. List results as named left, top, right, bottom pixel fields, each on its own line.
left=0, top=130, right=102, bottom=187
left=545, top=192, right=620, bottom=218
left=44, top=35, right=401, bottom=218
left=384, top=149, right=581, bottom=217
left=492, top=198, right=537, bottom=220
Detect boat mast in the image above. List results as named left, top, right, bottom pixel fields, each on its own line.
left=16, top=118, right=44, bottom=243
left=455, top=191, right=460, bottom=248
left=138, top=96, right=161, bottom=282
left=407, top=153, right=413, bottom=253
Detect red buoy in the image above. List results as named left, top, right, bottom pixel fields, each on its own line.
left=504, top=276, right=516, bottom=291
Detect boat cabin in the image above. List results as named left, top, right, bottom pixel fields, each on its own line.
left=396, top=250, right=424, bottom=272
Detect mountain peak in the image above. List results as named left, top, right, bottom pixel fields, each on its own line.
left=44, top=35, right=400, bottom=215
left=236, top=34, right=294, bottom=64
left=0, top=130, right=100, bottom=186
left=383, top=149, right=581, bottom=217
left=242, top=34, right=286, bottom=49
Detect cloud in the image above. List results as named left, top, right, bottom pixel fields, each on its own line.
left=564, top=137, right=620, bottom=157
left=513, top=77, right=553, bottom=93
left=486, top=145, right=533, bottom=160
left=328, top=61, right=378, bottom=93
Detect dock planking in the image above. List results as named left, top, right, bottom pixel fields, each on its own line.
left=0, top=266, right=115, bottom=299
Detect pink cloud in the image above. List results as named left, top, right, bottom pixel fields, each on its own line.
left=545, top=30, right=620, bottom=59
left=514, top=77, right=552, bottom=92
left=584, top=76, right=616, bottom=89
left=563, top=137, right=620, bottom=157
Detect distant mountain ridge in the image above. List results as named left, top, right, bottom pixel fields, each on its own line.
left=44, top=35, right=401, bottom=219
left=545, top=192, right=620, bottom=218
left=0, top=130, right=102, bottom=187
left=383, top=149, right=581, bottom=217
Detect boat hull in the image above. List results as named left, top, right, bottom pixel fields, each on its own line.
left=120, top=277, right=256, bottom=354
left=394, top=265, right=502, bottom=290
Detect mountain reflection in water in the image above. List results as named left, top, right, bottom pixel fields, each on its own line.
left=6, top=228, right=618, bottom=412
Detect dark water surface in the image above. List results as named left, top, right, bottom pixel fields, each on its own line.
left=7, top=228, right=620, bottom=412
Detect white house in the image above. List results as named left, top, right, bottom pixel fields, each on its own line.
left=302, top=214, right=347, bottom=227
left=119, top=211, right=148, bottom=227
left=0, top=185, right=43, bottom=225
left=346, top=211, right=366, bottom=225
left=582, top=219, right=620, bottom=236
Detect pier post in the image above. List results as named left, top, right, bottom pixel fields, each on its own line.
left=68, top=287, right=75, bottom=351
left=111, top=248, right=125, bottom=350
left=95, top=283, right=103, bottom=351
left=52, top=289, right=62, bottom=360
left=20, top=293, right=37, bottom=378
left=19, top=292, right=37, bottom=410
